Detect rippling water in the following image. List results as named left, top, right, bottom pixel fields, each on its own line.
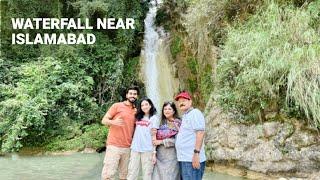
left=0, top=152, right=244, bottom=180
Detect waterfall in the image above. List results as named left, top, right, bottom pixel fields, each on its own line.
left=141, top=0, right=178, bottom=112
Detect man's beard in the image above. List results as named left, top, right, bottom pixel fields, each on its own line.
left=127, top=97, right=136, bottom=103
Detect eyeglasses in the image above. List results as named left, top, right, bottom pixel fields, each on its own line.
left=164, top=101, right=174, bottom=105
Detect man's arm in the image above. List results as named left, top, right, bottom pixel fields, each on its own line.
left=190, top=109, right=206, bottom=169
left=194, top=130, right=205, bottom=151
left=192, top=130, right=205, bottom=169
left=101, top=113, right=124, bottom=126
left=101, top=113, right=112, bottom=126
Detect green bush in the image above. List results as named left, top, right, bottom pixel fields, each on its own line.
left=186, top=56, right=213, bottom=102
left=155, top=7, right=171, bottom=30
left=44, top=124, right=108, bottom=151
left=187, top=57, right=198, bottom=74
left=200, top=65, right=213, bottom=102
left=216, top=1, right=320, bottom=127
left=170, top=36, right=182, bottom=59
left=0, top=0, right=148, bottom=152
left=0, top=57, right=99, bottom=152
left=183, top=0, right=262, bottom=61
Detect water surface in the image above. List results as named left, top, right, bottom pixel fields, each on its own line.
left=0, top=152, right=244, bottom=180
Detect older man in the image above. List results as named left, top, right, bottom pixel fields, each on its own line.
left=175, top=91, right=206, bottom=180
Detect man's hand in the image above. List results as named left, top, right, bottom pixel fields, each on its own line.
left=192, top=153, right=200, bottom=169
left=102, top=114, right=124, bottom=126
left=110, top=117, right=124, bottom=126
left=192, top=130, right=204, bottom=169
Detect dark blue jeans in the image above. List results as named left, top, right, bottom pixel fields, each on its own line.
left=179, top=161, right=206, bottom=180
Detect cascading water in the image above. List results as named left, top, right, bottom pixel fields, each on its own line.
left=142, top=1, right=160, bottom=110
left=141, top=0, right=179, bottom=111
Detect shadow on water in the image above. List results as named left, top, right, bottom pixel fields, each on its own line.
left=0, top=152, right=245, bottom=180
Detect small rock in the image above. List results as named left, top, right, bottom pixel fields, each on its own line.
left=263, top=121, right=280, bottom=138
left=82, top=147, right=96, bottom=153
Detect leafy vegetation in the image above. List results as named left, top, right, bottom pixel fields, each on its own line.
left=216, top=1, right=320, bottom=128
left=44, top=124, right=108, bottom=152
left=170, top=36, right=182, bottom=59
left=160, top=0, right=320, bottom=128
left=0, top=0, right=148, bottom=152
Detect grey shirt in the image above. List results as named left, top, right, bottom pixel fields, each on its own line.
left=175, top=108, right=206, bottom=162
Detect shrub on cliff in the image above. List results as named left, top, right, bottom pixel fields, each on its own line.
left=216, top=1, right=320, bottom=128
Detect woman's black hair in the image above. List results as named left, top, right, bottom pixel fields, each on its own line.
left=135, top=97, right=157, bottom=120
left=160, top=101, right=179, bottom=125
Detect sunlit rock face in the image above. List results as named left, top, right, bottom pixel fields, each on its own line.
left=205, top=103, right=320, bottom=178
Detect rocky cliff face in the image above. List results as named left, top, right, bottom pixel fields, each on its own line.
left=205, top=103, right=320, bottom=178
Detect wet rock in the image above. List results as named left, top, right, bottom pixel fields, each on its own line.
left=274, top=123, right=295, bottom=146
left=287, top=132, right=317, bottom=148
left=249, top=160, right=296, bottom=173
left=81, top=147, right=96, bottom=153
left=309, top=172, right=320, bottom=180
left=205, top=105, right=320, bottom=178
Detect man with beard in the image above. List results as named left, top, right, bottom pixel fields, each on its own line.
left=175, top=91, right=206, bottom=180
left=101, top=86, right=139, bottom=180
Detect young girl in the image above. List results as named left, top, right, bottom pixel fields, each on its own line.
left=127, top=97, right=158, bottom=180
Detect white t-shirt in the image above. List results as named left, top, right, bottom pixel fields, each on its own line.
left=131, top=115, right=158, bottom=152
left=175, top=108, right=206, bottom=162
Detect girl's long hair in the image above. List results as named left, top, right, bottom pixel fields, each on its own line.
left=160, top=101, right=179, bottom=125
left=135, top=97, right=157, bottom=120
